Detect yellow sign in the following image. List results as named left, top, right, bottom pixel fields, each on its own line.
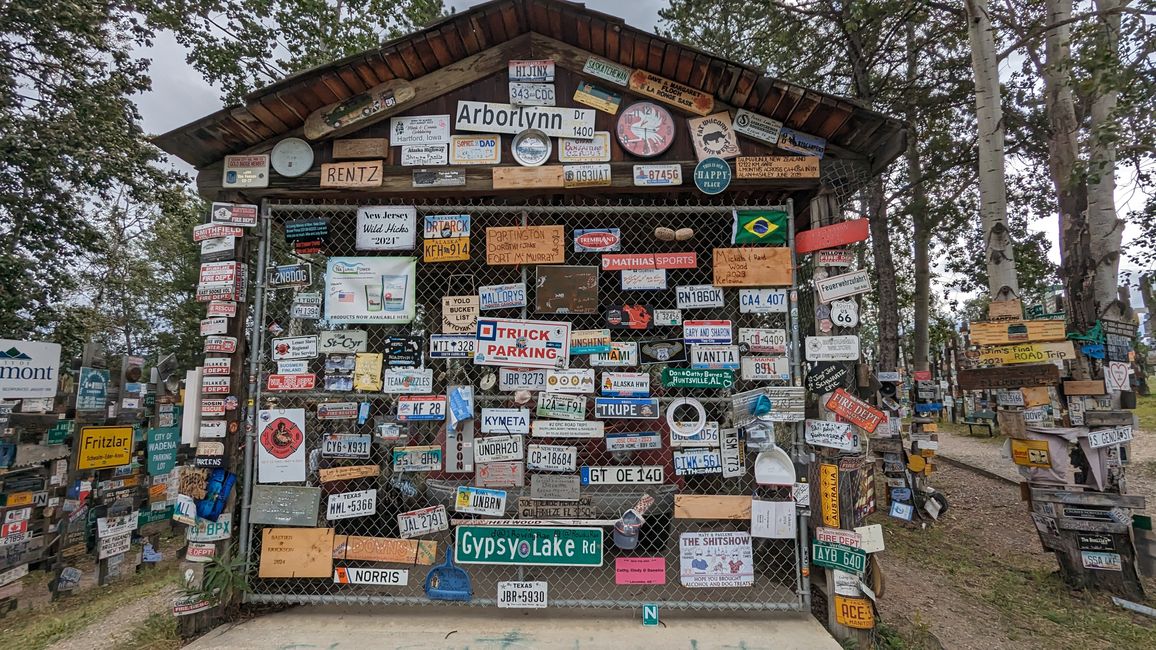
left=976, top=341, right=1076, bottom=367
left=969, top=319, right=1067, bottom=345
left=423, top=237, right=470, bottom=263
left=6, top=492, right=33, bottom=507
left=77, top=426, right=133, bottom=470
left=835, top=596, right=876, bottom=629
left=820, top=463, right=839, bottom=527
left=352, top=353, right=383, bottom=392
left=1010, top=439, right=1051, bottom=468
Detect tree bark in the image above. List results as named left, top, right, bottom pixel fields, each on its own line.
left=964, top=0, right=1020, bottom=300
left=868, top=176, right=901, bottom=372
left=1088, top=0, right=1126, bottom=320
left=907, top=21, right=932, bottom=372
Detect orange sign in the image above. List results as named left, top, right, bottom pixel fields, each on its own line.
left=258, top=527, right=335, bottom=578
left=712, top=247, right=793, bottom=286
left=627, top=70, right=714, bottom=115
left=486, top=225, right=565, bottom=265
left=332, top=535, right=437, bottom=565
left=820, top=463, right=839, bottom=527
left=835, top=596, right=875, bottom=629
left=795, top=219, right=869, bottom=254
left=824, top=388, right=885, bottom=434
left=735, top=156, right=820, bottom=179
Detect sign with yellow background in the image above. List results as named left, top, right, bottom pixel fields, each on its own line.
left=819, top=463, right=839, bottom=527
left=77, top=426, right=133, bottom=470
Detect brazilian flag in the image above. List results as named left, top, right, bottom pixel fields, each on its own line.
left=732, top=209, right=788, bottom=245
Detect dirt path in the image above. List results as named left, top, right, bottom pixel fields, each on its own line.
left=44, top=583, right=178, bottom=650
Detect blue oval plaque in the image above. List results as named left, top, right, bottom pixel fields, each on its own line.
left=693, top=157, right=731, bottom=195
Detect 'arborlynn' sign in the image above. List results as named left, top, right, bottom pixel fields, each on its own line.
left=455, top=102, right=596, bottom=139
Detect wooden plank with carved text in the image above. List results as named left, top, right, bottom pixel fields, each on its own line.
left=332, top=138, right=390, bottom=159
left=491, top=166, right=564, bottom=190
left=958, top=364, right=1060, bottom=391
left=320, top=160, right=384, bottom=188
left=674, top=495, right=752, bottom=519
left=332, top=535, right=437, bottom=565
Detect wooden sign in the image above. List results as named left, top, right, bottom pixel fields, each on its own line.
left=332, top=535, right=437, bottom=565
left=332, top=138, right=389, bottom=160
left=988, top=298, right=1023, bottom=320
left=628, top=70, right=714, bottom=115
left=795, top=219, right=870, bottom=254
left=442, top=296, right=480, bottom=334
left=486, top=225, right=565, bottom=265
left=997, top=410, right=1026, bottom=438
left=319, top=465, right=379, bottom=482
left=735, top=156, right=820, bottom=179
left=969, top=320, right=1067, bottom=345
left=976, top=341, right=1076, bottom=366
left=688, top=112, right=741, bottom=161
left=1083, top=411, right=1136, bottom=427
left=713, top=248, right=793, bottom=286
left=492, top=166, right=564, bottom=190
left=258, top=527, right=334, bottom=578
left=1065, top=380, right=1107, bottom=396
left=674, top=495, right=752, bottom=520
left=958, top=364, right=1060, bottom=391
left=320, top=160, right=383, bottom=188
left=304, top=78, right=416, bottom=140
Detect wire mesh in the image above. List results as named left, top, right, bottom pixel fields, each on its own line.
left=245, top=198, right=805, bottom=611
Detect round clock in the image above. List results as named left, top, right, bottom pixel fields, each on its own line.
left=270, top=137, right=314, bottom=177
left=616, top=102, right=676, bottom=158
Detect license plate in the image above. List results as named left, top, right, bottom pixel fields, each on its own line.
left=738, top=328, right=787, bottom=354
left=334, top=566, right=408, bottom=586
left=397, top=396, right=446, bottom=421
left=474, top=435, right=524, bottom=463
left=430, top=335, right=475, bottom=358
left=321, top=434, right=370, bottom=458
left=397, top=505, right=449, bottom=539
left=455, top=486, right=507, bottom=516
left=509, top=82, right=556, bottom=106
left=527, top=444, right=577, bottom=472
left=391, top=446, right=442, bottom=472
left=326, top=489, right=377, bottom=520
left=674, top=449, right=723, bottom=476
left=497, top=581, right=548, bottom=608
left=580, top=465, right=665, bottom=485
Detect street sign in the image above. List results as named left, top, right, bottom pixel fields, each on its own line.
left=455, top=526, right=603, bottom=566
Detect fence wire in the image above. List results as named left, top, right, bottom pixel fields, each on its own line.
left=245, top=198, right=805, bottom=611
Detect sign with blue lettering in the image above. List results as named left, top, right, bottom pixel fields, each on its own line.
left=693, top=157, right=731, bottom=195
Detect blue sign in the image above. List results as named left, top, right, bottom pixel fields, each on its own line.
left=914, top=402, right=943, bottom=413
left=643, top=603, right=659, bottom=627
left=693, top=157, right=731, bottom=195
left=76, top=367, right=109, bottom=411
left=1081, top=343, right=1106, bottom=359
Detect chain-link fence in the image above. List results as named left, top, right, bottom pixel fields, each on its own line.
left=244, top=198, right=806, bottom=611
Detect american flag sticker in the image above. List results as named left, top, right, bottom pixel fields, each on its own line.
left=338, top=291, right=355, bottom=303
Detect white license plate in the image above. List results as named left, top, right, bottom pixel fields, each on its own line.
left=497, top=581, right=548, bottom=608
left=326, top=489, right=377, bottom=520
left=509, top=82, right=556, bottom=106
left=474, top=435, right=524, bottom=463
left=430, top=335, right=475, bottom=358
left=527, top=445, right=577, bottom=472
left=397, top=505, right=449, bottom=539
left=580, top=465, right=665, bottom=485
left=322, top=434, right=370, bottom=458
left=674, top=449, right=723, bottom=476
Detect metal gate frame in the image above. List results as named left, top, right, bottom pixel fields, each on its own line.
left=239, top=199, right=810, bottom=612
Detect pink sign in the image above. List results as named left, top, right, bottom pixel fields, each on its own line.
left=615, top=557, right=666, bottom=585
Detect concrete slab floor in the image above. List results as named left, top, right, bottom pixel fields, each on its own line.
left=186, top=605, right=840, bottom=650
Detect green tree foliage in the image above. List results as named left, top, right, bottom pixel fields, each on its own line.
left=143, top=0, right=449, bottom=103
left=0, top=1, right=179, bottom=339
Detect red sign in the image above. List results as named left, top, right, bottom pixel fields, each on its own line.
left=207, top=301, right=238, bottom=317
left=192, top=223, right=244, bottom=242
left=201, top=399, right=226, bottom=416
left=912, top=370, right=932, bottom=381
left=203, top=336, right=238, bottom=354
left=795, top=219, right=869, bottom=254
left=825, top=388, right=885, bottom=434
left=1, top=521, right=28, bottom=537
left=600, top=252, right=697, bottom=271
left=267, top=374, right=317, bottom=391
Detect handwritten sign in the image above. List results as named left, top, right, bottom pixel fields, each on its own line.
left=712, top=248, right=793, bottom=286
left=356, top=206, right=416, bottom=250
left=258, top=527, right=334, bottom=578
left=628, top=70, right=714, bottom=115
left=735, top=156, right=820, bottom=179
left=442, top=296, right=479, bottom=334
left=486, top=225, right=565, bottom=265
left=976, top=341, right=1076, bottom=366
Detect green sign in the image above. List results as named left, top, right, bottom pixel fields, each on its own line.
left=138, top=506, right=173, bottom=527
left=146, top=425, right=180, bottom=475
left=46, top=419, right=73, bottom=445
left=455, top=526, right=603, bottom=567
left=812, top=539, right=866, bottom=575
left=642, top=603, right=659, bottom=627
left=661, top=368, right=735, bottom=389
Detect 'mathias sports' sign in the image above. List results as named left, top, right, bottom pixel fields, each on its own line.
left=455, top=101, right=596, bottom=139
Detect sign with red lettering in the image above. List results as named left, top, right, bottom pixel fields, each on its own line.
left=474, top=318, right=572, bottom=370
left=795, top=219, right=870, bottom=254
left=825, top=388, right=885, bottom=434
left=601, top=253, right=697, bottom=271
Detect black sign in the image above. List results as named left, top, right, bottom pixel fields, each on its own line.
left=606, top=304, right=653, bottom=329
left=285, top=217, right=329, bottom=243
left=1076, top=533, right=1116, bottom=552
left=638, top=339, right=687, bottom=365
left=384, top=336, right=422, bottom=368
left=267, top=263, right=312, bottom=289
left=193, top=455, right=225, bottom=468
left=805, top=361, right=854, bottom=394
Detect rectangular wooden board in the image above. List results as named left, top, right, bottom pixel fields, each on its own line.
left=320, top=160, right=383, bottom=188
left=795, top=219, right=869, bottom=254
left=674, top=495, right=752, bottom=520
left=318, top=465, right=380, bottom=482
left=1084, top=410, right=1136, bottom=427
left=969, top=320, right=1068, bottom=345
left=332, top=138, right=389, bottom=159
left=332, top=535, right=437, bottom=565
left=712, top=247, right=793, bottom=286
left=491, top=166, right=564, bottom=190
left=1021, top=386, right=1051, bottom=407
left=997, top=410, right=1026, bottom=438
left=735, top=156, right=820, bottom=179
left=486, top=225, right=565, bottom=265
left=976, top=341, right=1076, bottom=367
left=1064, top=380, right=1107, bottom=396
left=258, top=527, right=334, bottom=578
left=958, top=364, right=1060, bottom=391
left=988, top=298, right=1023, bottom=320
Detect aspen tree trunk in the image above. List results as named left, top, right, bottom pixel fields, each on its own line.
left=1088, top=0, right=1126, bottom=320
left=907, top=21, right=932, bottom=372
left=964, top=0, right=1020, bottom=300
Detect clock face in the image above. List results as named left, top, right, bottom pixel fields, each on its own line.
left=270, top=137, right=314, bottom=177
left=616, top=102, right=676, bottom=158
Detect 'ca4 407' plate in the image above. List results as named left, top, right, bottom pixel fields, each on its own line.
left=580, top=465, right=665, bottom=485
left=322, top=434, right=371, bottom=458
left=497, top=581, right=548, bottom=608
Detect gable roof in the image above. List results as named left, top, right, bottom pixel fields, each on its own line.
left=154, top=0, right=904, bottom=173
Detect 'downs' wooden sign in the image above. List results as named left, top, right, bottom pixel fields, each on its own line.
left=332, top=535, right=437, bottom=565
left=713, top=248, right=793, bottom=286
left=958, top=364, right=1060, bottom=391
left=487, top=225, right=565, bottom=265
left=969, top=319, right=1067, bottom=345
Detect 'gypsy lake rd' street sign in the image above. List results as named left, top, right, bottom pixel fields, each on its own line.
left=454, top=526, right=603, bottom=567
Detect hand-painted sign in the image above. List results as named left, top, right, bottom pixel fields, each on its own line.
left=735, top=156, right=820, bottom=179
left=621, top=268, right=668, bottom=290
left=450, top=134, right=502, bottom=165
left=455, top=525, right=602, bottom=566
left=486, top=225, right=565, bottom=265
left=320, top=161, right=383, bottom=188
left=825, top=389, right=885, bottom=434
left=805, top=420, right=857, bottom=451
left=958, top=364, right=1061, bottom=390
left=976, top=341, right=1076, bottom=366
left=628, top=70, right=713, bottom=115
left=474, top=318, right=571, bottom=369
left=559, top=133, right=612, bottom=163
left=969, top=319, right=1068, bottom=345
left=712, top=247, right=793, bottom=286
left=400, top=144, right=448, bottom=166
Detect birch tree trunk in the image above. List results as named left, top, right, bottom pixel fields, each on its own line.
left=964, top=0, right=1020, bottom=300
left=1088, top=0, right=1126, bottom=320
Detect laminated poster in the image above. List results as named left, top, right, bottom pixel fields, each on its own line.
left=258, top=409, right=306, bottom=483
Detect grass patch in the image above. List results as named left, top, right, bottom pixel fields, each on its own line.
left=0, top=567, right=178, bottom=650
left=1135, top=388, right=1156, bottom=432
left=120, top=612, right=181, bottom=650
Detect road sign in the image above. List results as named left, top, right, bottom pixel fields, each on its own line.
left=455, top=526, right=603, bottom=566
